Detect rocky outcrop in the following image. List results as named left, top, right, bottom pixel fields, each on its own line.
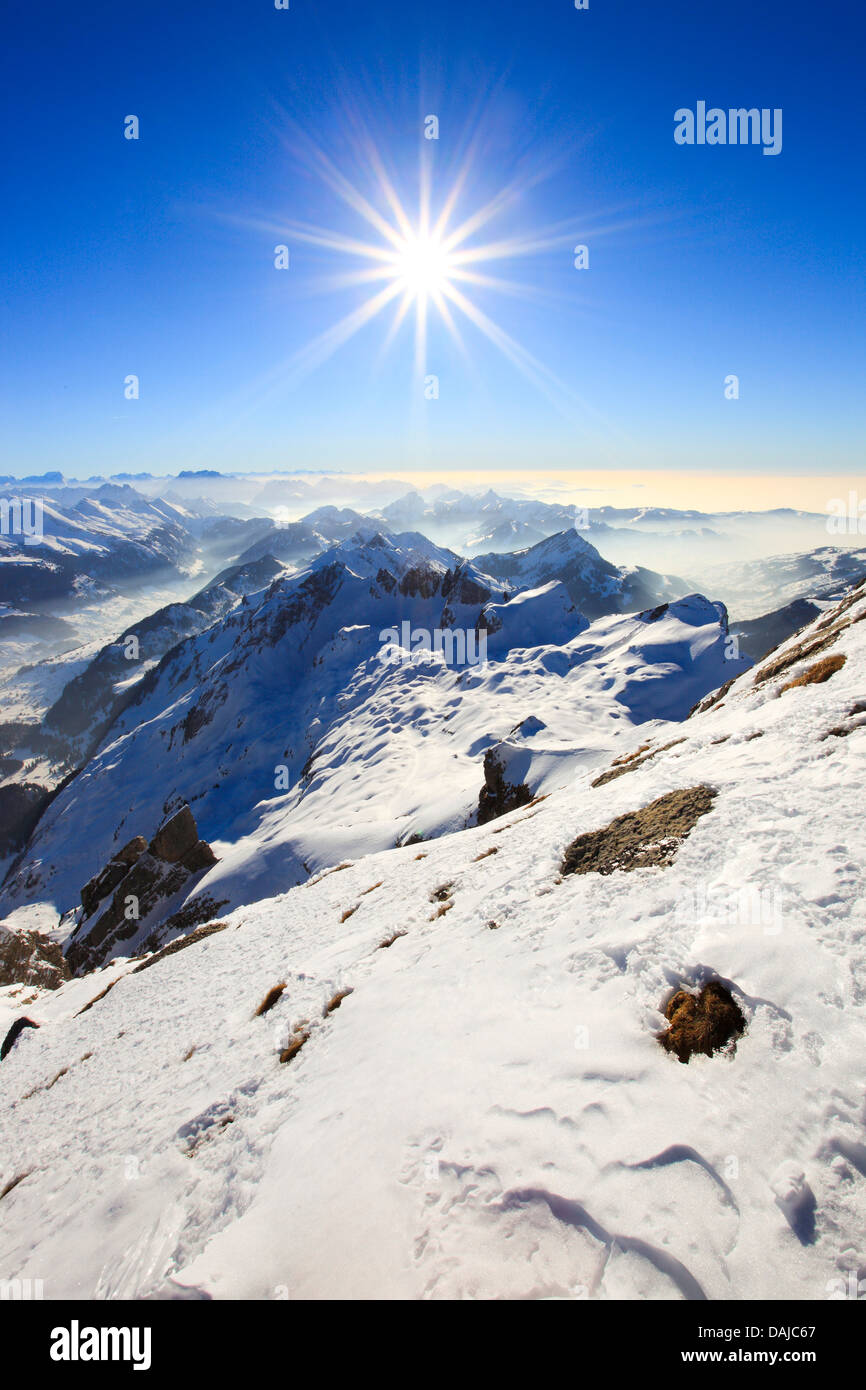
left=1, top=1015, right=39, bottom=1062
left=477, top=748, right=533, bottom=826
left=0, top=783, right=52, bottom=859
left=80, top=836, right=148, bottom=917
left=0, top=925, right=68, bottom=990
left=66, top=806, right=218, bottom=975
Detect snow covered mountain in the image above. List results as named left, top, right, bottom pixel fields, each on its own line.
left=700, top=546, right=866, bottom=620
left=0, top=487, right=197, bottom=603
left=473, top=529, right=689, bottom=618
left=0, top=580, right=863, bottom=1299
left=0, top=554, right=289, bottom=878
left=0, top=531, right=745, bottom=958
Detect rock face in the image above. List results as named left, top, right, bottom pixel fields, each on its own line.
left=0, top=925, right=68, bottom=990
left=0, top=1015, right=39, bottom=1062
left=477, top=748, right=533, bottom=826
left=66, top=806, right=218, bottom=975
left=80, top=836, right=148, bottom=917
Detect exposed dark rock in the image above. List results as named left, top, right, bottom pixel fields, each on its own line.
left=398, top=564, right=442, bottom=600
left=180, top=840, right=218, bottom=874
left=0, top=925, right=68, bottom=990
left=639, top=603, right=669, bottom=623
left=0, top=783, right=52, bottom=859
left=561, top=785, right=717, bottom=877
left=149, top=806, right=199, bottom=863
left=66, top=805, right=219, bottom=975
left=1, top=1015, right=39, bottom=1062
left=477, top=749, right=532, bottom=826
left=80, top=836, right=148, bottom=917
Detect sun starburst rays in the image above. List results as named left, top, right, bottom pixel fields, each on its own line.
left=267, top=146, right=586, bottom=406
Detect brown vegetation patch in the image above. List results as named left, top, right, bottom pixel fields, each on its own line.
left=780, top=653, right=846, bottom=693
left=21, top=1064, right=70, bottom=1101
left=658, top=981, right=746, bottom=1063
left=816, top=586, right=865, bottom=628
left=132, top=920, right=230, bottom=975
left=591, top=738, right=686, bottom=788
left=430, top=902, right=453, bottom=920
left=378, top=930, right=406, bottom=949
left=429, top=882, right=454, bottom=903
left=279, top=1029, right=310, bottom=1065
left=360, top=881, right=382, bottom=895
left=473, top=847, right=499, bottom=861
left=76, top=978, right=120, bottom=1016
left=340, top=905, right=358, bottom=923
left=689, top=676, right=736, bottom=718
left=255, top=982, right=286, bottom=1017
left=612, top=743, right=651, bottom=766
left=824, top=700, right=866, bottom=739
left=753, top=626, right=845, bottom=687
left=310, top=861, right=353, bottom=885
left=490, top=808, right=543, bottom=834
left=324, top=988, right=353, bottom=1015
left=561, top=785, right=717, bottom=878
left=0, top=1171, right=31, bottom=1201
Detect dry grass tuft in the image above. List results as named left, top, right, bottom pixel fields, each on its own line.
left=659, top=981, right=746, bottom=1064
left=0, top=1171, right=31, bottom=1202
left=562, top=785, right=716, bottom=878
left=378, top=930, right=407, bottom=949
left=255, top=982, right=286, bottom=1017
left=324, top=988, right=353, bottom=1015
left=279, top=1029, right=310, bottom=1065
left=76, top=979, right=120, bottom=1016
left=780, top=653, right=846, bottom=692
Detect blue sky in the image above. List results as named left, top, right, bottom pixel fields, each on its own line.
left=1, top=0, right=864, bottom=480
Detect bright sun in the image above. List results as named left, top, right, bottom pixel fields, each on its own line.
left=388, top=232, right=454, bottom=300
left=261, top=122, right=598, bottom=409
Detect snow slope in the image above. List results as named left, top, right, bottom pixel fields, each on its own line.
left=0, top=585, right=863, bottom=1299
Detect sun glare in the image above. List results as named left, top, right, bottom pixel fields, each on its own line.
left=388, top=232, right=454, bottom=300
left=237, top=117, right=617, bottom=415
